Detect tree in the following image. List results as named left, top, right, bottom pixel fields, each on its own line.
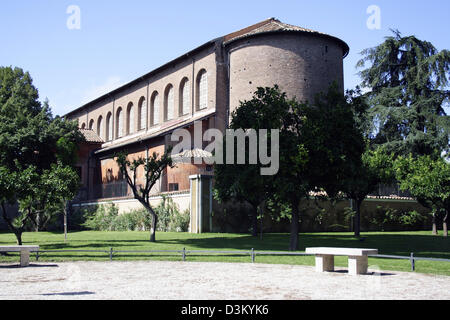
left=19, top=163, right=80, bottom=232
left=0, top=163, right=80, bottom=244
left=214, top=86, right=288, bottom=237
left=357, top=30, right=450, bottom=157
left=274, top=84, right=365, bottom=250
left=116, top=149, right=173, bottom=242
left=0, top=66, right=83, bottom=245
left=0, top=167, right=23, bottom=244
left=343, top=147, right=396, bottom=237
left=395, top=154, right=450, bottom=236
left=341, top=88, right=396, bottom=237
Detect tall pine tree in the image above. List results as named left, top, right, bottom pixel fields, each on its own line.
left=357, top=30, right=450, bottom=157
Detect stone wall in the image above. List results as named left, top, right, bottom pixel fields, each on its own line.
left=211, top=198, right=433, bottom=234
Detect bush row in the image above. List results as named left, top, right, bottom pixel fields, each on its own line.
left=82, top=196, right=190, bottom=232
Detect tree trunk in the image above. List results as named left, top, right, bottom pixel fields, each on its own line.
left=15, top=232, right=23, bottom=246
left=1, top=202, right=23, bottom=246
left=138, top=199, right=158, bottom=242
left=35, top=213, right=40, bottom=232
left=443, top=210, right=448, bottom=237
left=289, top=199, right=300, bottom=251
left=64, top=201, right=68, bottom=243
left=251, top=205, right=258, bottom=237
left=259, top=203, right=264, bottom=241
left=432, top=212, right=437, bottom=235
left=353, top=199, right=362, bottom=238
left=150, top=212, right=158, bottom=242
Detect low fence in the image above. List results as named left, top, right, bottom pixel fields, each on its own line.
left=26, top=248, right=450, bottom=272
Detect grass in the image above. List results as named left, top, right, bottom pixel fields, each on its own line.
left=0, top=230, right=449, bottom=276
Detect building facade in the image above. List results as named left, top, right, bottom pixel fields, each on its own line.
left=66, top=18, right=350, bottom=222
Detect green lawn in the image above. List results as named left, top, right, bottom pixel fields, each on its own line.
left=0, top=231, right=449, bottom=276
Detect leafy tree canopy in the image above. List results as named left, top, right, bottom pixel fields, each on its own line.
left=0, top=66, right=83, bottom=243
left=357, top=30, right=450, bottom=157
left=395, top=154, right=449, bottom=236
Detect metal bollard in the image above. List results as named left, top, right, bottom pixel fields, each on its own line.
left=251, top=248, right=255, bottom=263
left=410, top=253, right=415, bottom=271
left=182, top=248, right=186, bottom=262
left=109, top=248, right=113, bottom=261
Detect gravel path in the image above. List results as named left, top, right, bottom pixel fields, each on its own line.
left=0, top=261, right=449, bottom=300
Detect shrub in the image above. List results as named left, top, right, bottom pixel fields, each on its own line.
left=169, top=209, right=190, bottom=232
left=82, top=203, right=119, bottom=231
left=81, top=198, right=190, bottom=232
left=112, top=209, right=150, bottom=231
left=155, top=196, right=181, bottom=232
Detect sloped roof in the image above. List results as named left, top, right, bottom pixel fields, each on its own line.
left=79, top=129, right=104, bottom=144
left=65, top=18, right=349, bottom=118
left=223, top=18, right=349, bottom=57
left=172, top=148, right=213, bottom=163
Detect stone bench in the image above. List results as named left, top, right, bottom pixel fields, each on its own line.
left=305, top=247, right=378, bottom=275
left=0, top=246, right=39, bottom=267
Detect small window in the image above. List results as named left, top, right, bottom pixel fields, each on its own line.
left=116, top=107, right=123, bottom=138
left=165, top=84, right=174, bottom=121
left=106, top=112, right=113, bottom=141
left=169, top=183, right=179, bottom=191
left=88, top=119, right=94, bottom=130
left=180, top=78, right=190, bottom=116
left=151, top=91, right=160, bottom=126
left=127, top=103, right=134, bottom=135
left=97, top=116, right=104, bottom=140
left=197, top=69, right=208, bottom=110
left=139, top=97, right=147, bottom=130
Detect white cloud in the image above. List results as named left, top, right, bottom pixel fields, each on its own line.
left=80, top=76, right=124, bottom=105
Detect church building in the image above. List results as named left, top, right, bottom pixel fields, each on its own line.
left=65, top=18, right=351, bottom=229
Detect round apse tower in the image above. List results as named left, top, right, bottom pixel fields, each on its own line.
left=223, top=19, right=350, bottom=114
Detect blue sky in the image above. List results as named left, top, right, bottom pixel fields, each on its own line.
left=1, top=0, right=449, bottom=116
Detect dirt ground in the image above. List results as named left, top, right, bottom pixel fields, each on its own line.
left=0, top=261, right=449, bottom=300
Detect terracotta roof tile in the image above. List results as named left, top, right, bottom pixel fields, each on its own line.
left=79, top=129, right=104, bottom=144
left=172, top=148, right=213, bottom=163
left=225, top=18, right=332, bottom=43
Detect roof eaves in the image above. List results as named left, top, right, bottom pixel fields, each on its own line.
left=94, top=111, right=216, bottom=156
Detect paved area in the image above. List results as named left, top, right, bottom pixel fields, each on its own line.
left=0, top=261, right=449, bottom=300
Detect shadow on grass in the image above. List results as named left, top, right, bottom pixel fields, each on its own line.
left=157, top=233, right=450, bottom=259
left=41, top=242, right=147, bottom=250
left=0, top=264, right=59, bottom=269
left=41, top=291, right=95, bottom=297
left=2, top=231, right=449, bottom=259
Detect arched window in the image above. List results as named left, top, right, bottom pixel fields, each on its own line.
left=88, top=119, right=94, bottom=130
left=81, top=122, right=86, bottom=129
left=116, top=107, right=123, bottom=138
left=106, top=112, right=113, bottom=141
left=165, top=84, right=174, bottom=121
left=127, top=103, right=134, bottom=135
left=151, top=91, right=160, bottom=126
left=138, top=97, right=147, bottom=131
left=97, top=116, right=104, bottom=140
left=197, top=69, right=208, bottom=110
left=179, top=78, right=190, bottom=116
